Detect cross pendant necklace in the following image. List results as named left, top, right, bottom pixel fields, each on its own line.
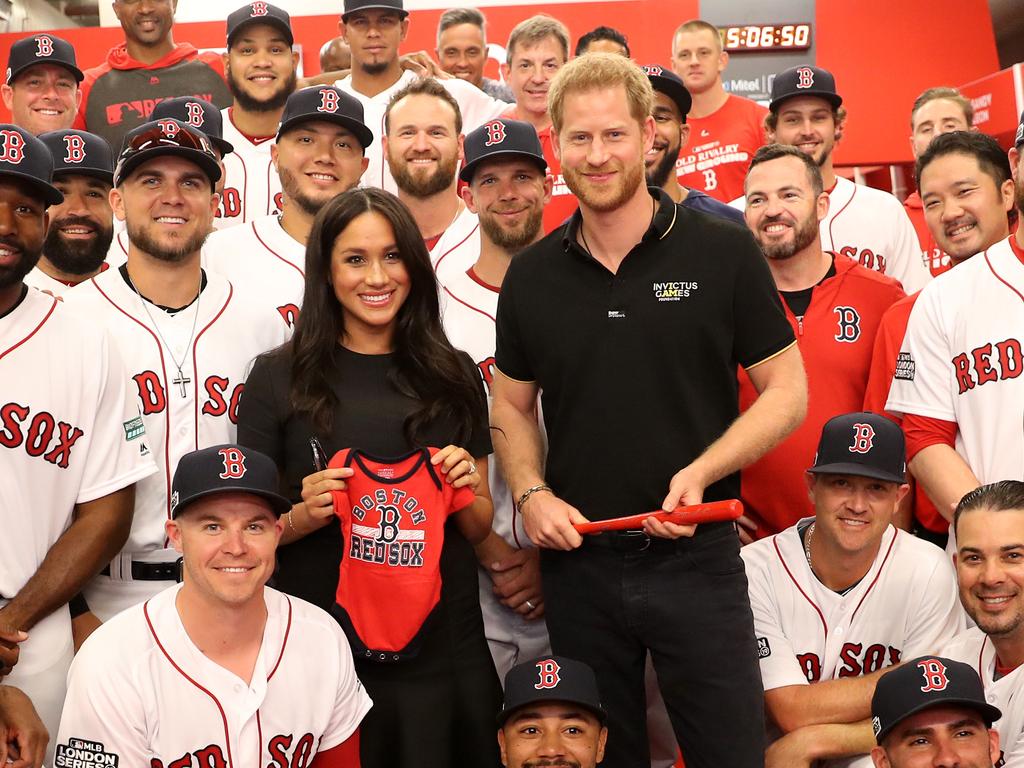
left=171, top=371, right=192, bottom=397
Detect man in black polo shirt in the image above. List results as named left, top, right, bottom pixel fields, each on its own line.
left=492, top=53, right=807, bottom=768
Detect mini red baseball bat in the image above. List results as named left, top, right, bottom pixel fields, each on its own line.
left=573, top=499, right=744, bottom=534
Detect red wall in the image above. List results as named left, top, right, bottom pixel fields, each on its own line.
left=0, top=0, right=998, bottom=166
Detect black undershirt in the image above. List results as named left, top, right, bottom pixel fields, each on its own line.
left=779, top=255, right=837, bottom=317
left=118, top=264, right=208, bottom=314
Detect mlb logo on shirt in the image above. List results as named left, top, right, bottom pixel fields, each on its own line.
left=757, top=637, right=772, bottom=658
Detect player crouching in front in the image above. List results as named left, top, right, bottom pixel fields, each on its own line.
left=741, top=412, right=963, bottom=768
left=56, top=445, right=370, bottom=768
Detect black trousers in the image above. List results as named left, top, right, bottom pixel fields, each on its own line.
left=541, top=523, right=765, bottom=768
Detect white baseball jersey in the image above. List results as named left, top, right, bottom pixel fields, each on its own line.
left=24, top=266, right=75, bottom=297
left=941, top=629, right=1023, bottom=767
left=336, top=70, right=508, bottom=194
left=742, top=521, right=963, bottom=767
left=57, top=584, right=372, bottom=768
left=886, top=236, right=1024, bottom=486
left=1, top=287, right=155, bottom=756
left=217, top=106, right=282, bottom=229
left=106, top=229, right=129, bottom=269
left=63, top=267, right=289, bottom=618
left=431, top=205, right=480, bottom=273
left=204, top=214, right=304, bottom=334
left=730, top=176, right=931, bottom=293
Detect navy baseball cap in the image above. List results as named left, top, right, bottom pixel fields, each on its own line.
left=872, top=656, right=1001, bottom=744
left=460, top=118, right=547, bottom=183
left=171, top=444, right=292, bottom=518
left=342, top=0, right=407, bottom=21
left=499, top=656, right=606, bottom=726
left=227, top=2, right=294, bottom=48
left=1015, top=111, right=1023, bottom=149
left=277, top=86, right=373, bottom=150
left=0, top=125, right=63, bottom=206
left=38, top=130, right=113, bottom=185
left=770, top=65, right=842, bottom=112
left=6, top=34, right=83, bottom=85
left=642, top=65, right=691, bottom=122
left=808, top=412, right=906, bottom=484
left=151, top=97, right=234, bottom=157
left=115, top=119, right=222, bottom=188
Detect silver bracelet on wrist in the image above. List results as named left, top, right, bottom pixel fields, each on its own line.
left=516, top=483, right=552, bottom=513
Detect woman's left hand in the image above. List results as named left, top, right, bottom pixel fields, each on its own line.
left=432, top=445, right=481, bottom=491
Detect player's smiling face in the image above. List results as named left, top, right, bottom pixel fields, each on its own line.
left=645, top=92, right=687, bottom=189
left=436, top=22, right=487, bottom=87
left=0, top=179, right=48, bottom=294
left=874, top=706, right=999, bottom=768
left=955, top=508, right=1024, bottom=642
left=465, top=157, right=551, bottom=252
left=0, top=64, right=80, bottom=136
left=807, top=473, right=902, bottom=554
left=744, top=155, right=827, bottom=261
left=555, top=85, right=654, bottom=214
left=330, top=210, right=410, bottom=352
left=498, top=703, right=607, bottom=768
left=273, top=122, right=368, bottom=216
left=225, top=24, right=298, bottom=113
left=44, top=174, right=114, bottom=277
left=505, top=36, right=566, bottom=124
left=113, top=0, right=176, bottom=48
left=920, top=152, right=1014, bottom=264
left=384, top=94, right=462, bottom=200
left=167, top=492, right=283, bottom=609
left=112, top=156, right=217, bottom=262
left=770, top=96, right=840, bottom=168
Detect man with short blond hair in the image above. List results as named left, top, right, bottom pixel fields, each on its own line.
left=492, top=52, right=806, bottom=768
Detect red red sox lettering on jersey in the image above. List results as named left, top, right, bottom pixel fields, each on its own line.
left=329, top=448, right=475, bottom=656
left=0, top=402, right=84, bottom=469
left=217, top=108, right=283, bottom=228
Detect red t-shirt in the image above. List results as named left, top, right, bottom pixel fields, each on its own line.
left=502, top=108, right=578, bottom=234
left=903, top=192, right=953, bottom=278
left=739, top=256, right=905, bottom=537
left=329, top=447, right=475, bottom=657
left=676, top=94, right=767, bottom=203
left=862, top=293, right=946, bottom=533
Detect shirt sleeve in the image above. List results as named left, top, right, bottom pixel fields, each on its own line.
left=317, top=622, right=373, bottom=751
left=730, top=230, right=797, bottom=369
left=237, top=352, right=287, bottom=468
left=742, top=549, right=809, bottom=691
left=445, top=77, right=509, bottom=131
left=901, top=545, right=965, bottom=657
left=494, top=261, right=535, bottom=382
left=460, top=352, right=493, bottom=459
left=885, top=285, right=956, bottom=421
left=77, top=327, right=156, bottom=504
left=903, top=414, right=958, bottom=461
left=863, top=304, right=906, bottom=417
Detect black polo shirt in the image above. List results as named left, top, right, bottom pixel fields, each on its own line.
left=495, top=188, right=795, bottom=522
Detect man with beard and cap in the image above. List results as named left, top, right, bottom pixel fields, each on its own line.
left=24, top=129, right=114, bottom=295
left=204, top=85, right=370, bottom=334
left=437, top=117, right=552, bottom=680
left=737, top=144, right=904, bottom=542
left=0, top=123, right=154, bottom=764
left=491, top=54, right=806, bottom=768
left=641, top=65, right=743, bottom=225
left=864, top=132, right=1014, bottom=547
left=886, top=115, right=1024, bottom=534
left=2, top=35, right=84, bottom=137
left=383, top=77, right=479, bottom=269
left=63, top=118, right=289, bottom=622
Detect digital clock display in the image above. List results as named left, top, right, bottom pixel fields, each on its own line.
left=719, top=23, right=812, bottom=52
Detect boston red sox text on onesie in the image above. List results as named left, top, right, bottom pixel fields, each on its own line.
left=329, top=448, right=475, bottom=658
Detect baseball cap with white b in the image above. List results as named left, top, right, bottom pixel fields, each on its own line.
left=499, top=655, right=606, bottom=725
left=171, top=444, right=291, bottom=518
left=807, top=411, right=906, bottom=484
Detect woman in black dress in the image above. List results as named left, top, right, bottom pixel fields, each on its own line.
left=238, top=188, right=501, bottom=768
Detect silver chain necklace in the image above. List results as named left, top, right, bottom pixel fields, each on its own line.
left=803, top=522, right=815, bottom=569
left=126, top=271, right=202, bottom=398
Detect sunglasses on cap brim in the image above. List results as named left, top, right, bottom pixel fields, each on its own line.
left=120, top=123, right=217, bottom=161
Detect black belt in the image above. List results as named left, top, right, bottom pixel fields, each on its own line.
left=582, top=530, right=686, bottom=553
left=100, top=558, right=183, bottom=582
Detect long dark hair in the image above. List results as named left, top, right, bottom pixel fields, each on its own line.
left=287, top=187, right=486, bottom=446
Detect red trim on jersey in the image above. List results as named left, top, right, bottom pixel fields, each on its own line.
left=190, top=283, right=234, bottom=446
left=441, top=285, right=496, bottom=324
left=117, top=231, right=129, bottom=257
left=253, top=222, right=304, bottom=278
left=256, top=709, right=264, bottom=768
left=232, top=143, right=249, bottom=222
left=423, top=233, right=442, bottom=251
left=311, top=732, right=361, bottom=767
left=0, top=294, right=57, bottom=361
left=994, top=656, right=1020, bottom=678
left=266, top=595, right=292, bottom=680
left=827, top=182, right=857, bottom=252
left=984, top=242, right=1024, bottom=306
left=432, top=221, right=480, bottom=273
left=978, top=637, right=989, bottom=688
left=825, top=179, right=838, bottom=195
left=1010, top=234, right=1024, bottom=266
left=227, top=108, right=276, bottom=146
left=850, top=529, right=898, bottom=621
left=772, top=536, right=829, bottom=644
left=143, top=599, right=236, bottom=768
left=93, top=278, right=174, bottom=528
left=903, top=414, right=957, bottom=462
left=466, top=267, right=500, bottom=294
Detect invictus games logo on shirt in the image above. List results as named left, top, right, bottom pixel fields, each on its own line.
left=653, top=281, right=699, bottom=301
left=895, top=352, right=915, bottom=381
left=757, top=637, right=771, bottom=658
left=56, top=738, right=119, bottom=767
